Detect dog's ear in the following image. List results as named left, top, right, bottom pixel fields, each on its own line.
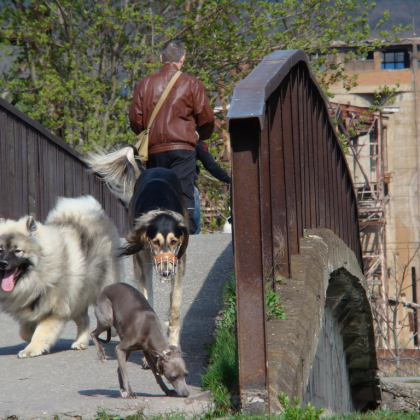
left=119, top=227, right=148, bottom=256
left=26, top=216, right=37, bottom=235
left=167, top=345, right=179, bottom=355
left=177, top=226, right=189, bottom=258
left=164, top=347, right=176, bottom=356
left=168, top=345, right=187, bottom=358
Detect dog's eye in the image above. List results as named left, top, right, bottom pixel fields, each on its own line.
left=171, top=375, right=179, bottom=380
left=170, top=239, right=178, bottom=246
left=15, top=249, right=23, bottom=256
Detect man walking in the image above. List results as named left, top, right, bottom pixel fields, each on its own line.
left=129, top=40, right=214, bottom=234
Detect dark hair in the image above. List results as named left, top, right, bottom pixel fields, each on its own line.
left=161, top=41, right=185, bottom=63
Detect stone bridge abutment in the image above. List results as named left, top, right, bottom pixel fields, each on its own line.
left=267, top=228, right=379, bottom=414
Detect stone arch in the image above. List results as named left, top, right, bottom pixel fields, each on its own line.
left=267, top=228, right=380, bottom=414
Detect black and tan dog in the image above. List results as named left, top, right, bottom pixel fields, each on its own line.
left=85, top=147, right=189, bottom=347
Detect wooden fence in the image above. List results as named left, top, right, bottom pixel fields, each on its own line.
left=0, top=98, right=127, bottom=235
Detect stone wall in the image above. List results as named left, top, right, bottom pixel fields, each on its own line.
left=377, top=350, right=420, bottom=377
left=304, top=304, right=354, bottom=414
left=381, top=380, right=420, bottom=412
left=267, top=228, right=380, bottom=414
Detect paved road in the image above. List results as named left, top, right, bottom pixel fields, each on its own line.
left=0, top=234, right=234, bottom=420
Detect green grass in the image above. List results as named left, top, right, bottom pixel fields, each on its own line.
left=95, top=408, right=420, bottom=420
left=96, top=410, right=142, bottom=420
left=324, top=410, right=420, bottom=420
left=201, top=276, right=239, bottom=416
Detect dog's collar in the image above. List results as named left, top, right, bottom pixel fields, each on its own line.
left=156, top=349, right=175, bottom=375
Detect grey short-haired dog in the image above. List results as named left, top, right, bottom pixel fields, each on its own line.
left=91, top=282, right=189, bottom=398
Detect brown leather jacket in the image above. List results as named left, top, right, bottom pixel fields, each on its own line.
left=129, top=62, right=214, bottom=155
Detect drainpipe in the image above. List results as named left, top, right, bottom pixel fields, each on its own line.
left=412, top=40, right=420, bottom=230
left=411, top=39, right=420, bottom=333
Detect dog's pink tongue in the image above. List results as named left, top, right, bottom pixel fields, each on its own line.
left=1, top=270, right=16, bottom=292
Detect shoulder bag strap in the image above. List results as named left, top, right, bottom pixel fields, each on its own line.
left=147, top=70, right=182, bottom=130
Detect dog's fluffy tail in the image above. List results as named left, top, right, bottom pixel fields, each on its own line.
left=84, top=145, right=144, bottom=206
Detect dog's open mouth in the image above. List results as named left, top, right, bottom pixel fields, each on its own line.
left=0, top=268, right=22, bottom=292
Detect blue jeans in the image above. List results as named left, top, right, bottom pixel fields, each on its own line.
left=194, top=186, right=201, bottom=234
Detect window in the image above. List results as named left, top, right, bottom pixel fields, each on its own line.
left=381, top=50, right=410, bottom=69
left=356, top=51, right=374, bottom=60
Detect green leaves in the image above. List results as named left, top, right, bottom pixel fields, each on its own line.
left=265, top=282, right=287, bottom=321
left=0, top=0, right=403, bottom=157
left=278, top=392, right=324, bottom=420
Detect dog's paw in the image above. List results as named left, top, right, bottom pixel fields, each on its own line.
left=71, top=341, right=89, bottom=350
left=98, top=353, right=108, bottom=362
left=120, top=390, right=137, bottom=399
left=17, top=348, right=43, bottom=358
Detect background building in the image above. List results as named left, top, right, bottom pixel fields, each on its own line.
left=328, top=38, right=420, bottom=374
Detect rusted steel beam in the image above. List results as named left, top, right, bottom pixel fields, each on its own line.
left=260, top=110, right=274, bottom=285
left=317, top=99, right=326, bottom=228
left=230, top=117, right=268, bottom=413
left=282, top=77, right=299, bottom=259
left=291, top=68, right=303, bottom=245
left=325, top=125, right=333, bottom=232
left=302, top=69, right=312, bottom=228
left=269, top=86, right=289, bottom=278
left=308, top=83, right=317, bottom=226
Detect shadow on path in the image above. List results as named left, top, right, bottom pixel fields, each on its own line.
left=78, top=389, right=166, bottom=398
left=180, top=239, right=234, bottom=387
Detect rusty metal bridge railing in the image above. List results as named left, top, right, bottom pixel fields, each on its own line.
left=227, top=50, right=362, bottom=410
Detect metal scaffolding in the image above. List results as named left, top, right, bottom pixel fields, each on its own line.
left=330, top=102, right=390, bottom=347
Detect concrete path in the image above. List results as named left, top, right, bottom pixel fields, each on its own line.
left=0, top=234, right=234, bottom=420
